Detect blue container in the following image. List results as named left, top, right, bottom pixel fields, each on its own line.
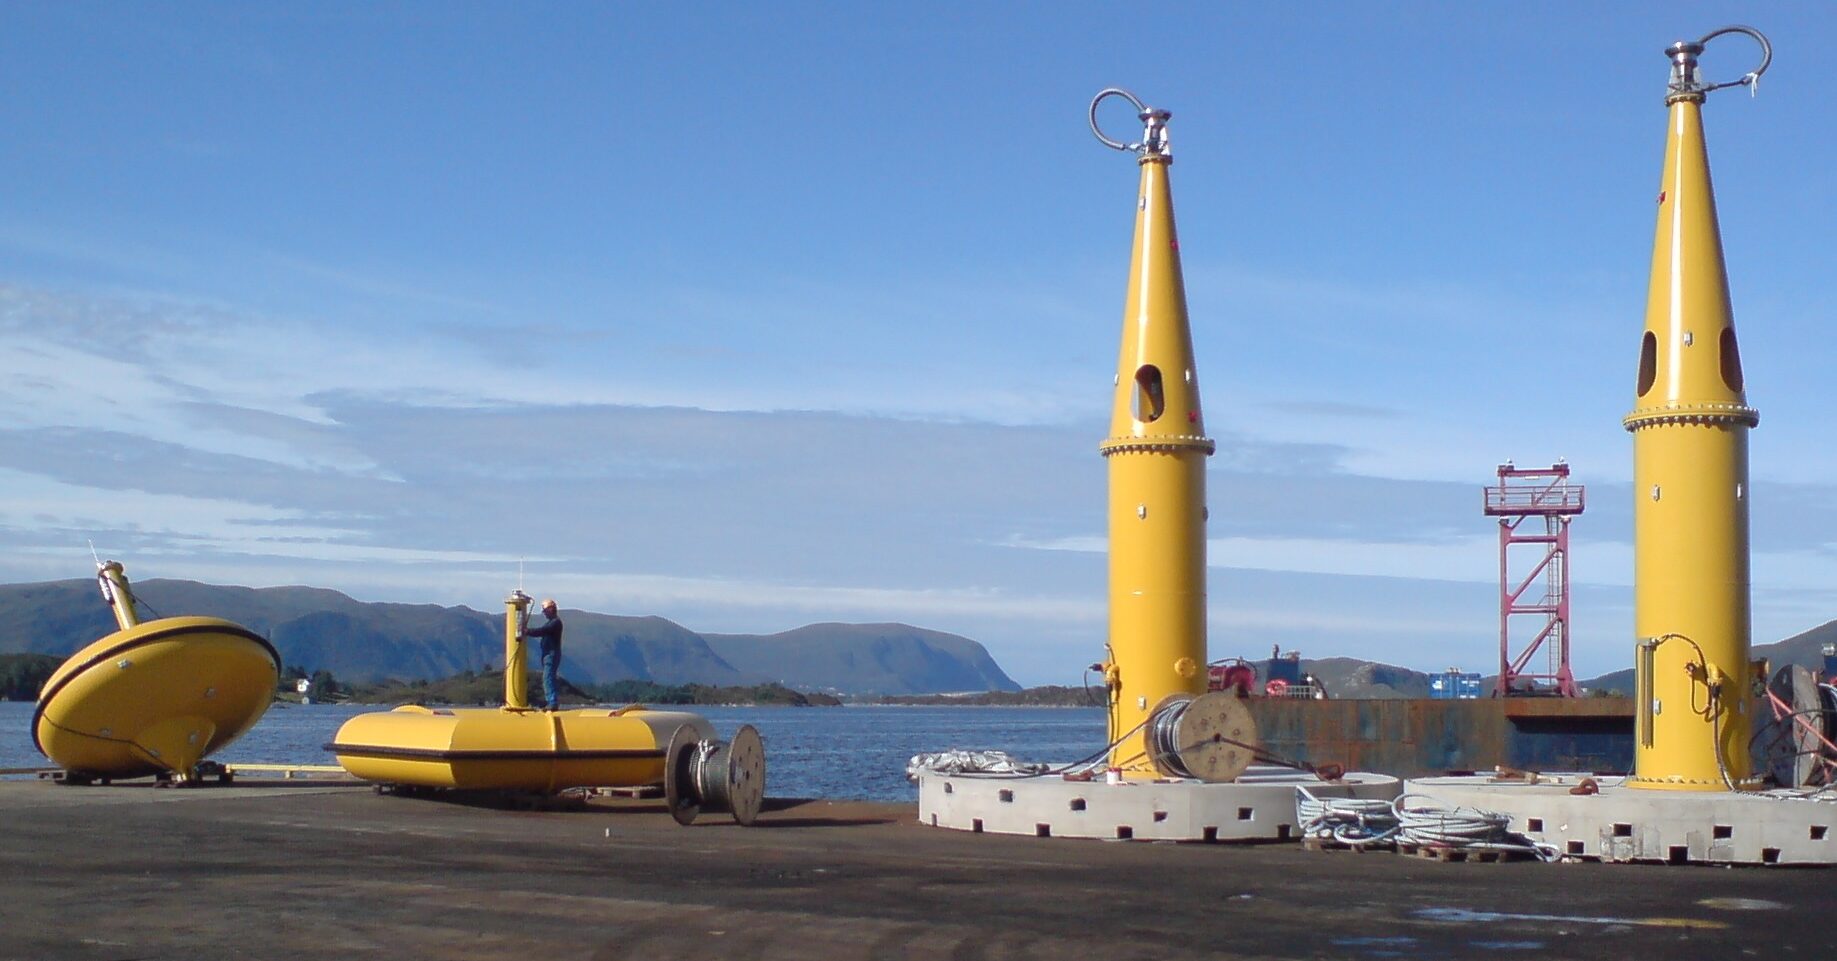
left=1431, top=671, right=1483, bottom=700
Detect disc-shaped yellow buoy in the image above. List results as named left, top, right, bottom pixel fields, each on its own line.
left=34, top=617, right=281, bottom=781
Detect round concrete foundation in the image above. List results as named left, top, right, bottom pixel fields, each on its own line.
left=919, top=765, right=1401, bottom=842
left=1407, top=774, right=1837, bottom=866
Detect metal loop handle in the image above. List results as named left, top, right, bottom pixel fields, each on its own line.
left=1669, top=25, right=1772, bottom=99
left=1089, top=87, right=1150, bottom=152
left=1697, top=25, right=1772, bottom=93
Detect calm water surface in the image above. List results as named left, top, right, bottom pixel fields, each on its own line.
left=0, top=701, right=1105, bottom=801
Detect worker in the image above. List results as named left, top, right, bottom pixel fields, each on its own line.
left=526, top=597, right=564, bottom=711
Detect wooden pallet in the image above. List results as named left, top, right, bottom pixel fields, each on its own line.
left=1302, top=836, right=1395, bottom=854
left=1396, top=842, right=1533, bottom=863
left=595, top=784, right=663, bottom=798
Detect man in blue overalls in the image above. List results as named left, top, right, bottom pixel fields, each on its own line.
left=526, top=597, right=564, bottom=711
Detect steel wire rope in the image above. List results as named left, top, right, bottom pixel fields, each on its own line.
left=1295, top=785, right=1398, bottom=847
left=1685, top=25, right=1772, bottom=96
left=95, top=567, right=165, bottom=621
left=1749, top=705, right=1837, bottom=790
left=1392, top=793, right=1561, bottom=861
left=915, top=715, right=1158, bottom=782
left=1147, top=696, right=1333, bottom=779
left=1088, top=88, right=1151, bottom=152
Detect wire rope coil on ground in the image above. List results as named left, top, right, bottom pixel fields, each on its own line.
left=1295, top=786, right=1398, bottom=847
left=1392, top=793, right=1562, bottom=861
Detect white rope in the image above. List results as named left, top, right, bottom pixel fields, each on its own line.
left=905, top=750, right=1049, bottom=781
left=1295, top=786, right=1398, bottom=847
left=1393, top=793, right=1562, bottom=861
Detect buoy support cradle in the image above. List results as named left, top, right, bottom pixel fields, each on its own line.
left=1625, top=26, right=1771, bottom=792
left=1090, top=88, right=1217, bottom=778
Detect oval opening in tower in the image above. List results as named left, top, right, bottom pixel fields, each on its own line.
left=1720, top=329, right=1744, bottom=392
left=1133, top=365, right=1165, bottom=423
left=1636, top=332, right=1657, bottom=397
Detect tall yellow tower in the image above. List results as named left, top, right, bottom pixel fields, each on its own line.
left=1624, top=27, right=1771, bottom=791
left=1090, top=90, right=1215, bottom=775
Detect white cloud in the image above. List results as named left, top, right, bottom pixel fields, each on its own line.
left=0, top=468, right=508, bottom=567
left=3, top=277, right=1836, bottom=686
left=1012, top=532, right=1500, bottom=584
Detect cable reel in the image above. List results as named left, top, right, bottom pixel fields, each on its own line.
left=663, top=724, right=766, bottom=826
left=1146, top=692, right=1258, bottom=782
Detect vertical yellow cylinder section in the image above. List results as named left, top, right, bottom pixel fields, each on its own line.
left=97, top=561, right=141, bottom=631
left=1623, top=94, right=1758, bottom=791
left=503, top=590, right=532, bottom=710
left=1100, top=144, right=1214, bottom=776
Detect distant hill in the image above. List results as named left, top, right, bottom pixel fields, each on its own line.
left=1756, top=620, right=1837, bottom=676
left=1576, top=621, right=1837, bottom=696
left=704, top=623, right=1021, bottom=696
left=0, top=578, right=1016, bottom=695
left=1300, top=658, right=1434, bottom=699
left=1583, top=669, right=1636, bottom=695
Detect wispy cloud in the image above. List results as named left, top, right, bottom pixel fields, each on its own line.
left=1012, top=532, right=1499, bottom=584
left=261, top=252, right=502, bottom=315
left=2, top=279, right=1834, bottom=684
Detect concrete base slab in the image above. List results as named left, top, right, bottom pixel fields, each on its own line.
left=1407, top=774, right=1837, bottom=866
left=919, top=764, right=1401, bottom=842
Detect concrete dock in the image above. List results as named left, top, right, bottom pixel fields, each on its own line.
left=2, top=779, right=1832, bottom=960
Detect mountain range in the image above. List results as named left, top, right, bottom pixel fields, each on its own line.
left=1580, top=620, right=1837, bottom=696
left=1287, top=620, right=1837, bottom=699
left=7, top=576, right=1830, bottom=699
left=0, top=578, right=1020, bottom=696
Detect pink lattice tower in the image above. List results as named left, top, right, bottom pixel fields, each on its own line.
left=1484, top=462, right=1586, bottom=697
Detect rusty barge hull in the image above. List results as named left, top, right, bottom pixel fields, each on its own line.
left=1245, top=696, right=1635, bottom=778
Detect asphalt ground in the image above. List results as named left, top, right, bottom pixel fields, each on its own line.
left=1, top=778, right=1831, bottom=960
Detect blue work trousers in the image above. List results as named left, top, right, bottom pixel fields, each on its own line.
left=539, top=642, right=561, bottom=710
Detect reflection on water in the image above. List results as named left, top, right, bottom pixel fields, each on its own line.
left=0, top=701, right=1105, bottom=802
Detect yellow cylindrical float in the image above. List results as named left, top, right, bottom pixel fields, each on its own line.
left=1091, top=90, right=1217, bottom=778
left=329, top=705, right=711, bottom=793
left=328, top=586, right=766, bottom=824
left=34, top=562, right=281, bottom=783
left=1624, top=29, right=1768, bottom=791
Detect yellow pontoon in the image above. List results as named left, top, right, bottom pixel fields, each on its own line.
left=328, top=590, right=765, bottom=825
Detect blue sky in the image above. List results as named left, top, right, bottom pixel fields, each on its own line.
left=2, top=3, right=1834, bottom=686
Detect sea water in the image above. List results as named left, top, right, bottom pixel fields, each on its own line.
left=0, top=701, right=1106, bottom=802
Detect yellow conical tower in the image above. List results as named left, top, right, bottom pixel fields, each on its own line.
left=1624, top=27, right=1771, bottom=791
left=1091, top=91, right=1215, bottom=776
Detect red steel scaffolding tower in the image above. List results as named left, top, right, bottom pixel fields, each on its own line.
left=1483, top=462, right=1585, bottom=697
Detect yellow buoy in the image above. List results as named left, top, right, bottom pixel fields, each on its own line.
left=329, top=703, right=713, bottom=793
left=328, top=589, right=767, bottom=824
left=1089, top=89, right=1217, bottom=778
left=1624, top=27, right=1770, bottom=792
left=34, top=561, right=280, bottom=783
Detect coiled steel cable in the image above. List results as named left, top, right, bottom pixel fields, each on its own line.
left=1393, top=793, right=1561, bottom=861
left=1295, top=786, right=1398, bottom=847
